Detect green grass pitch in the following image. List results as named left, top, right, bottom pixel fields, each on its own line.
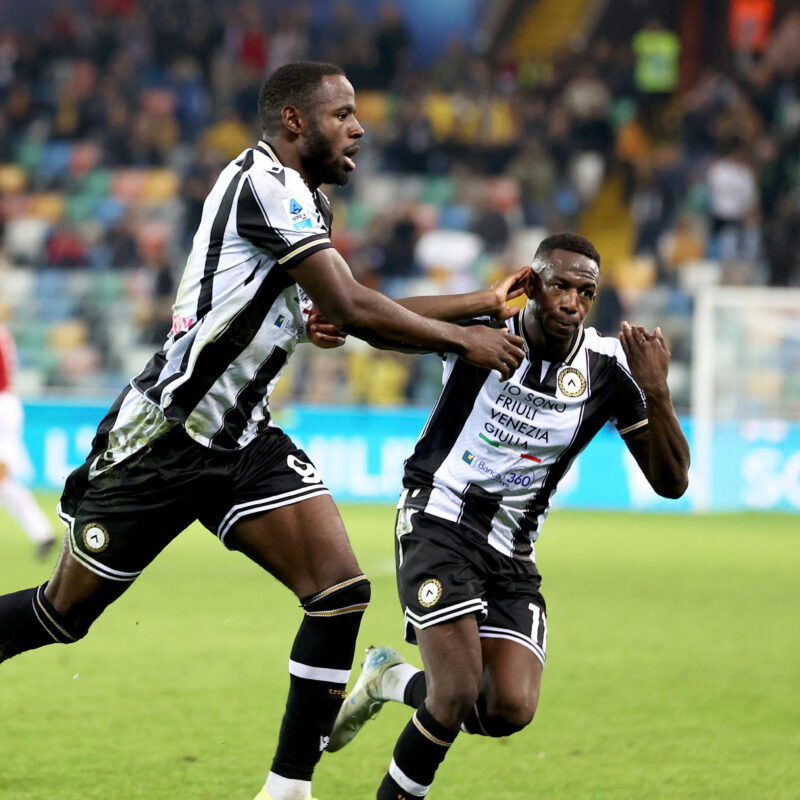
left=0, top=496, right=798, bottom=799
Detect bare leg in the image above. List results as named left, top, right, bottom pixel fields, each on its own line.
left=226, top=493, right=361, bottom=597
left=228, top=495, right=369, bottom=800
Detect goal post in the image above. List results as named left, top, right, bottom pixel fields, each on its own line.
left=691, top=286, right=800, bottom=512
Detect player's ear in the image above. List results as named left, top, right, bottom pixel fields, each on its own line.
left=525, top=267, right=542, bottom=297
left=281, top=104, right=303, bottom=135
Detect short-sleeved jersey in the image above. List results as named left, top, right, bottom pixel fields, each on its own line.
left=398, top=310, right=648, bottom=561
left=99, top=142, right=334, bottom=467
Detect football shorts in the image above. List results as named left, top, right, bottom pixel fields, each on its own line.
left=395, top=508, right=547, bottom=665
left=57, top=424, right=330, bottom=583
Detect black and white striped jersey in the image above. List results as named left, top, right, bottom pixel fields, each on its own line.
left=398, top=309, right=649, bottom=562
left=95, top=141, right=334, bottom=470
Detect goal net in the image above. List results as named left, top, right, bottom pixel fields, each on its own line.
left=691, top=286, right=800, bottom=511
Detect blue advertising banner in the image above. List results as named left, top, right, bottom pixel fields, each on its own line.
left=17, top=401, right=800, bottom=512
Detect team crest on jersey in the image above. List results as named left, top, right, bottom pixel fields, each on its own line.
left=285, top=198, right=312, bottom=230
left=558, top=367, right=586, bottom=397
left=82, top=523, right=110, bottom=553
left=418, top=578, right=443, bottom=608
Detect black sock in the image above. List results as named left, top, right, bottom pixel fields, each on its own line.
left=402, top=670, right=427, bottom=707
left=270, top=575, right=370, bottom=780
left=376, top=703, right=457, bottom=799
left=0, top=584, right=84, bottom=662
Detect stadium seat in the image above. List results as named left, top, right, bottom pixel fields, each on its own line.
left=141, top=169, right=179, bottom=202
left=3, top=217, right=51, bottom=263
left=29, top=193, right=66, bottom=222
left=0, top=164, right=27, bottom=193
left=38, top=142, right=73, bottom=180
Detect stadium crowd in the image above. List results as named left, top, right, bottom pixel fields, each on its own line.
left=0, top=0, right=798, bottom=408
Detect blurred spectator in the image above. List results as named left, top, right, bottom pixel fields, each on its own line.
left=632, top=18, right=681, bottom=132
left=705, top=142, right=759, bottom=261
left=44, top=223, right=88, bottom=268
left=374, top=2, right=412, bottom=90
left=374, top=213, right=424, bottom=298
left=505, top=138, right=557, bottom=227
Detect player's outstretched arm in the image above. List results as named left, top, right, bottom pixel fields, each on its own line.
left=395, top=266, right=531, bottom=322
left=289, top=249, right=524, bottom=379
left=620, top=321, right=690, bottom=498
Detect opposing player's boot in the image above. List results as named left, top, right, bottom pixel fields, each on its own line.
left=328, top=645, right=406, bottom=752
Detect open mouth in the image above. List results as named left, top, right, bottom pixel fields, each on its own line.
left=343, top=146, right=359, bottom=171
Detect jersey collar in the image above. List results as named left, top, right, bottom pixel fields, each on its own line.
left=256, top=140, right=284, bottom=165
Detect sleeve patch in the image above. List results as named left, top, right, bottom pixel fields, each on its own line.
left=284, top=198, right=313, bottom=230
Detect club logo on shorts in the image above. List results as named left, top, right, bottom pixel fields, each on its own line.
left=82, top=523, right=109, bottom=553
left=558, top=367, right=586, bottom=397
left=418, top=578, right=442, bottom=608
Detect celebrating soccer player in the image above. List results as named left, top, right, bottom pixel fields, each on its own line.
left=328, top=232, right=690, bottom=800
left=0, top=62, right=526, bottom=800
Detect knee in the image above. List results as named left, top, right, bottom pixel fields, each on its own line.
left=483, top=692, right=539, bottom=736
left=303, top=574, right=371, bottom=615
left=427, top=679, right=480, bottom=729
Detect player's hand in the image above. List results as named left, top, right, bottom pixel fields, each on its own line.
left=619, top=321, right=670, bottom=395
left=460, top=325, right=525, bottom=381
left=488, top=266, right=531, bottom=321
left=307, top=308, right=347, bottom=349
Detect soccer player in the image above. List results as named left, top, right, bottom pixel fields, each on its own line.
left=0, top=62, right=525, bottom=800
left=328, top=232, right=691, bottom=800
left=0, top=323, right=55, bottom=560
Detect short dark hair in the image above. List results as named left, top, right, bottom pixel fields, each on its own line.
left=258, top=61, right=346, bottom=136
left=532, top=232, right=600, bottom=270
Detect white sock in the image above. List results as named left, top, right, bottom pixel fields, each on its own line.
left=264, top=772, right=312, bottom=800
left=0, top=479, right=54, bottom=544
left=380, top=663, right=422, bottom=703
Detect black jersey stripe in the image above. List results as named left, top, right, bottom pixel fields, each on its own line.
left=165, top=267, right=295, bottom=421
left=132, top=349, right=168, bottom=394
left=403, top=359, right=490, bottom=494
left=237, top=176, right=291, bottom=252
left=314, top=188, right=334, bottom=232
left=458, top=482, right=503, bottom=537
left=209, top=344, right=289, bottom=449
left=196, top=150, right=254, bottom=321
left=516, top=349, right=614, bottom=547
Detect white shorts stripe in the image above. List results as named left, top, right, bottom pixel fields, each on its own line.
left=479, top=626, right=546, bottom=665
left=288, top=659, right=350, bottom=685
left=388, top=757, right=429, bottom=796
left=405, top=598, right=487, bottom=629
left=405, top=598, right=487, bottom=628
left=58, top=504, right=142, bottom=583
left=217, top=486, right=331, bottom=543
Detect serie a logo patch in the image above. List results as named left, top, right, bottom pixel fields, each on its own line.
left=558, top=367, right=586, bottom=397
left=418, top=578, right=442, bottom=608
left=82, top=523, right=110, bottom=553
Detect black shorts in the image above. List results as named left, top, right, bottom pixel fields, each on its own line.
left=57, top=425, right=330, bottom=583
left=395, top=508, right=547, bottom=665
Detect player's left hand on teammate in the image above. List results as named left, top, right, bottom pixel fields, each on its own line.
left=619, top=321, right=670, bottom=393
left=307, top=308, right=347, bottom=348
left=489, top=266, right=531, bottom=321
